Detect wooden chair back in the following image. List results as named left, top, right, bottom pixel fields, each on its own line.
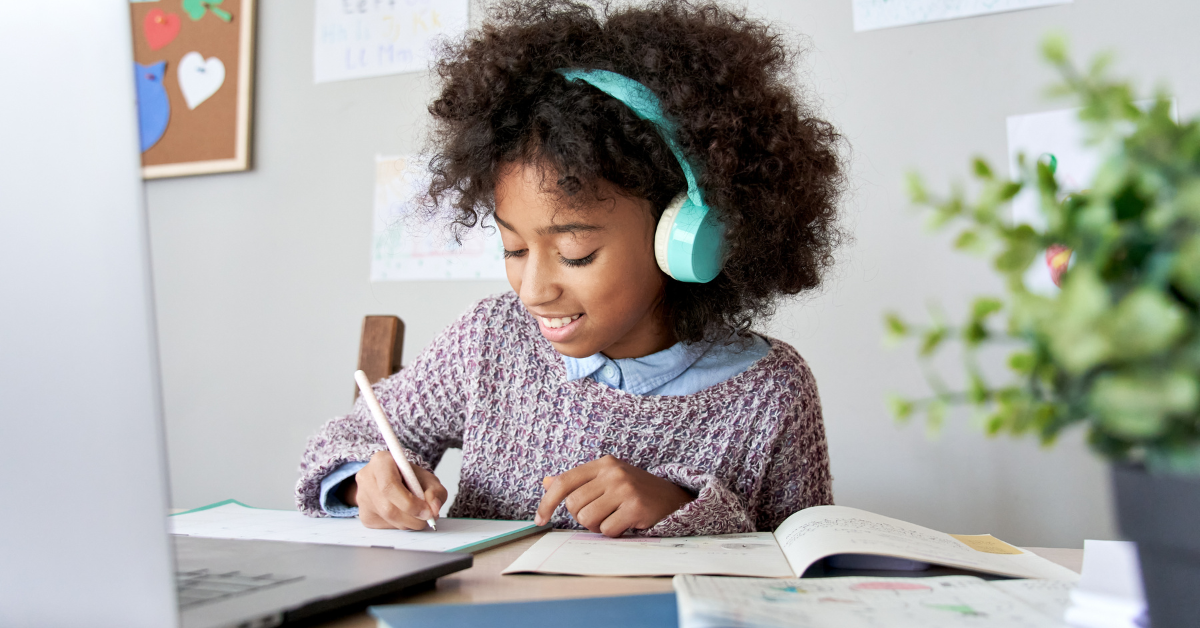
left=355, top=315, right=405, bottom=398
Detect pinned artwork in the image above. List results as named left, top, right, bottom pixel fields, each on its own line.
left=371, top=155, right=507, bottom=282
left=144, top=9, right=181, bottom=50
left=134, top=61, right=170, bottom=152
left=313, top=0, right=469, bottom=83
left=183, top=0, right=233, bottom=22
left=178, top=52, right=226, bottom=109
left=852, top=0, right=1072, bottom=32
left=127, top=0, right=255, bottom=178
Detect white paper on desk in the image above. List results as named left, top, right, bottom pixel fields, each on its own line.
left=674, top=574, right=1071, bottom=628
left=170, top=502, right=537, bottom=553
left=502, top=530, right=796, bottom=577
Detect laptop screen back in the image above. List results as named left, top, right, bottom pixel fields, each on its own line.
left=0, top=1, right=179, bottom=626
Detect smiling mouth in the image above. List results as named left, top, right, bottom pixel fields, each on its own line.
left=540, top=314, right=581, bottom=329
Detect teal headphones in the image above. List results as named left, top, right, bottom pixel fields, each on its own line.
left=557, top=68, right=726, bottom=283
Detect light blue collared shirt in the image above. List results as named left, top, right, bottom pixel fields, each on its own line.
left=561, top=334, right=771, bottom=396
left=318, top=334, right=771, bottom=516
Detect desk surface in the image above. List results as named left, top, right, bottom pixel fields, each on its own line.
left=317, top=531, right=1084, bottom=628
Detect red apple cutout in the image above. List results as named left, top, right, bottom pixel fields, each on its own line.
left=144, top=9, right=181, bottom=51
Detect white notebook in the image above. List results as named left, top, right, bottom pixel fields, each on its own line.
left=170, top=500, right=546, bottom=553
left=504, top=505, right=1080, bottom=580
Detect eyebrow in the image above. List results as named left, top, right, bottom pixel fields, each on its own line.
left=493, top=214, right=604, bottom=236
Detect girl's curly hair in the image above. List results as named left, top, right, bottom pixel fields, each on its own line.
left=426, top=0, right=846, bottom=343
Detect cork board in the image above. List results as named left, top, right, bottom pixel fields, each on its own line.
left=129, top=0, right=256, bottom=179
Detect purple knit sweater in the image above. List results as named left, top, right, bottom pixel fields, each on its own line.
left=296, top=292, right=832, bottom=536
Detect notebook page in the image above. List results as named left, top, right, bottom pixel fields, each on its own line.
left=673, top=574, right=1070, bottom=628
left=773, top=506, right=1080, bottom=581
left=502, top=530, right=795, bottom=577
left=170, top=502, right=539, bottom=553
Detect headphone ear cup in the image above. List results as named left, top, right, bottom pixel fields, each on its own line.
left=655, top=194, right=687, bottom=279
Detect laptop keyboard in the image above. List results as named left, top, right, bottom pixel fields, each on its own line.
left=176, top=569, right=304, bottom=609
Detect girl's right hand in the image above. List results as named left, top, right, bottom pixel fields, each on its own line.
left=342, top=450, right=447, bottom=530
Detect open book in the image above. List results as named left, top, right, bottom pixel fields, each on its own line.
left=503, top=505, right=1079, bottom=581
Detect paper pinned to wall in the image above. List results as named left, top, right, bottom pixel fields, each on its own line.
left=371, top=155, right=506, bottom=282
left=1005, top=107, right=1097, bottom=294
left=852, top=0, right=1072, bottom=32
left=313, top=0, right=468, bottom=83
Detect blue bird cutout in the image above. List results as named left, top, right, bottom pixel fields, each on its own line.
left=134, top=61, right=170, bottom=152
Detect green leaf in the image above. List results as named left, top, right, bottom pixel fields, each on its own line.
left=967, top=373, right=989, bottom=405
left=919, top=326, right=948, bottom=356
left=1090, top=370, right=1199, bottom=439
left=994, top=225, right=1040, bottom=274
left=1047, top=265, right=1113, bottom=373
left=1041, top=32, right=1069, bottom=65
left=1108, top=288, right=1188, bottom=360
left=963, top=320, right=988, bottom=346
left=884, top=312, right=909, bottom=338
left=906, top=173, right=929, bottom=204
left=972, top=158, right=994, bottom=179
left=999, top=181, right=1023, bottom=201
left=954, top=230, right=985, bottom=253
left=1173, top=234, right=1200, bottom=300
left=887, top=395, right=915, bottom=422
left=1008, top=351, right=1036, bottom=375
left=971, top=297, right=1004, bottom=320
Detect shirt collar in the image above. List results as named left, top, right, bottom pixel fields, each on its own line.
left=561, top=341, right=712, bottom=395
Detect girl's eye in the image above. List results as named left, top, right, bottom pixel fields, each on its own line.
left=503, top=248, right=527, bottom=259
left=560, top=251, right=597, bottom=267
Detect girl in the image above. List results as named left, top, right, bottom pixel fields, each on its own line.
left=296, top=0, right=845, bottom=538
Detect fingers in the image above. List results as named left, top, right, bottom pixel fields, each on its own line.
left=598, top=506, right=640, bottom=538
left=562, top=479, right=605, bottom=518
left=414, top=465, right=448, bottom=516
left=535, top=462, right=599, bottom=526
left=375, top=479, right=433, bottom=529
left=357, top=451, right=433, bottom=530
left=574, top=493, right=623, bottom=534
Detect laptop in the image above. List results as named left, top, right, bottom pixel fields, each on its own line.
left=0, top=2, right=470, bottom=626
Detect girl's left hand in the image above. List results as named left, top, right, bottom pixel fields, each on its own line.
left=534, top=455, right=694, bottom=537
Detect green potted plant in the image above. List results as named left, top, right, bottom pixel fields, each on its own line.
left=886, top=35, right=1200, bottom=627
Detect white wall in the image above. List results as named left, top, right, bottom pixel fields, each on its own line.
left=147, top=0, right=1200, bottom=547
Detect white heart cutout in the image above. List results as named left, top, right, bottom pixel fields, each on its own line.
left=178, top=51, right=225, bottom=110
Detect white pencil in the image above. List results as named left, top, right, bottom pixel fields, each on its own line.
left=353, top=369, right=437, bottom=531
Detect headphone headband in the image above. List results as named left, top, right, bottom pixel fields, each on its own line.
left=556, top=68, right=725, bottom=283
left=555, top=69, right=703, bottom=208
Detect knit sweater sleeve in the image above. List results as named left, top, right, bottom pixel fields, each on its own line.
left=294, top=302, right=485, bottom=517
left=639, top=357, right=833, bottom=537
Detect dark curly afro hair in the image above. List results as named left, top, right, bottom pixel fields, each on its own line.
left=426, top=0, right=846, bottom=343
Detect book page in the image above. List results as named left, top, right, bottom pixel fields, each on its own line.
left=170, top=501, right=540, bottom=553
left=503, top=530, right=795, bottom=577
left=773, top=506, right=1079, bottom=581
left=674, top=574, right=1070, bottom=628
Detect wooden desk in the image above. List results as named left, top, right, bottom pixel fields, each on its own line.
left=317, top=532, right=1084, bottom=628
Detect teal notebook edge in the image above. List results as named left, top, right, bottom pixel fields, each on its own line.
left=169, top=499, right=549, bottom=553
left=370, top=592, right=678, bottom=628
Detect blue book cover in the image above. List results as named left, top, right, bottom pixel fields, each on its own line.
left=370, top=592, right=678, bottom=628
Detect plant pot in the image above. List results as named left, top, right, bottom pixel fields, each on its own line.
left=1111, top=464, right=1200, bottom=628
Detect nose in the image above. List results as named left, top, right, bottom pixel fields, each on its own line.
left=518, top=248, right=561, bottom=308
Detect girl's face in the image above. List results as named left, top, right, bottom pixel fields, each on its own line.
left=494, top=162, right=675, bottom=360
